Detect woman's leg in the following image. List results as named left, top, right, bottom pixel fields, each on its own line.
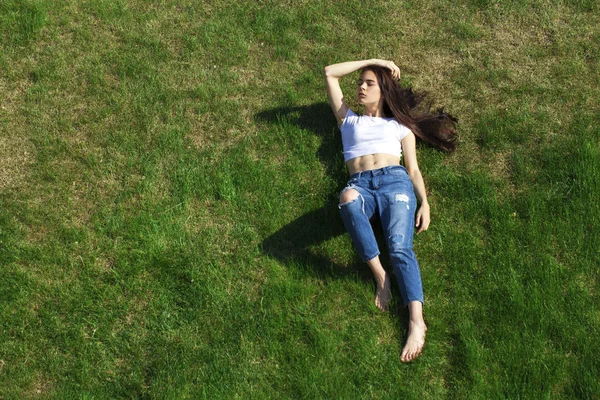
left=339, top=188, right=379, bottom=261
left=366, top=256, right=391, bottom=311
left=376, top=180, right=427, bottom=361
left=401, top=301, right=427, bottom=362
left=339, top=188, right=390, bottom=310
left=383, top=211, right=428, bottom=362
left=378, top=191, right=424, bottom=306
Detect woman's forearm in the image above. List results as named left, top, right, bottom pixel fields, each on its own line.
left=324, top=59, right=377, bottom=78
left=410, top=168, right=431, bottom=233
left=325, top=59, right=401, bottom=81
left=409, top=169, right=429, bottom=206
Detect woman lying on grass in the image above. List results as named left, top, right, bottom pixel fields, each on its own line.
left=324, top=59, right=457, bottom=362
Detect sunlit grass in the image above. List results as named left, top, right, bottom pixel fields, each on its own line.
left=0, top=0, right=599, bottom=398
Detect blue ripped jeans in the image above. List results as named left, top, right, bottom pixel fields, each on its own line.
left=338, top=165, right=424, bottom=306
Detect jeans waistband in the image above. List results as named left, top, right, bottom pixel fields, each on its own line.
left=350, top=165, right=406, bottom=179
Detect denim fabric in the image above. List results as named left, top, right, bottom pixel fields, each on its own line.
left=338, top=165, right=424, bottom=305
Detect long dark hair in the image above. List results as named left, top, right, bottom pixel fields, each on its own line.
left=362, top=66, right=458, bottom=152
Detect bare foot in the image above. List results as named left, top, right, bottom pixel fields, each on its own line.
left=400, top=320, right=427, bottom=362
left=374, top=273, right=391, bottom=311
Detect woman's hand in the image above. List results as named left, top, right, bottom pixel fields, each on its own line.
left=373, top=59, right=401, bottom=80
left=415, top=202, right=430, bottom=234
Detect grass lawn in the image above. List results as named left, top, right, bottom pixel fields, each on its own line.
left=1, top=0, right=599, bottom=398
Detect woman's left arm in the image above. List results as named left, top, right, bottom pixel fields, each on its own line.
left=401, top=132, right=430, bottom=234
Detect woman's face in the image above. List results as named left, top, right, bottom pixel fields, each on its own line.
left=357, top=70, right=382, bottom=106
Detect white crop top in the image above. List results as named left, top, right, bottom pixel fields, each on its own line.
left=340, top=108, right=411, bottom=162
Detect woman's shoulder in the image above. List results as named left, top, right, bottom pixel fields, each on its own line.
left=340, top=108, right=359, bottom=127
left=390, top=118, right=412, bottom=140
left=345, top=108, right=358, bottom=118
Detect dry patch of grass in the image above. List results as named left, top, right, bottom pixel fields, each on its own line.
left=0, top=76, right=35, bottom=192
left=481, top=150, right=511, bottom=182
left=24, top=372, right=53, bottom=398
left=0, top=136, right=34, bottom=192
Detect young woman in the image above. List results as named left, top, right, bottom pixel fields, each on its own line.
left=324, top=59, right=457, bottom=362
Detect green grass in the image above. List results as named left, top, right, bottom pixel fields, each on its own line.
left=1, top=0, right=599, bottom=398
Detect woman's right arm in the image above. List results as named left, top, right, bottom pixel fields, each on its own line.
left=324, top=59, right=401, bottom=125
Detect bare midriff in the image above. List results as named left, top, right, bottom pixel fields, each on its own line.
left=346, top=153, right=401, bottom=175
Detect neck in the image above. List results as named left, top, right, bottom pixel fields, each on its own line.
left=364, top=104, right=384, bottom=117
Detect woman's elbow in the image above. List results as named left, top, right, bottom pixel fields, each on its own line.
left=406, top=166, right=421, bottom=179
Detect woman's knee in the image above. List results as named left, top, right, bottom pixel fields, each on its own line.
left=339, top=188, right=360, bottom=205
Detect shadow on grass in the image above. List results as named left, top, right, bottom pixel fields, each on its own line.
left=255, top=102, right=363, bottom=279
left=254, top=102, right=346, bottom=185
left=260, top=203, right=358, bottom=276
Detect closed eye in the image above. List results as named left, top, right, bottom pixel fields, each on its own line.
left=357, top=79, right=377, bottom=86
